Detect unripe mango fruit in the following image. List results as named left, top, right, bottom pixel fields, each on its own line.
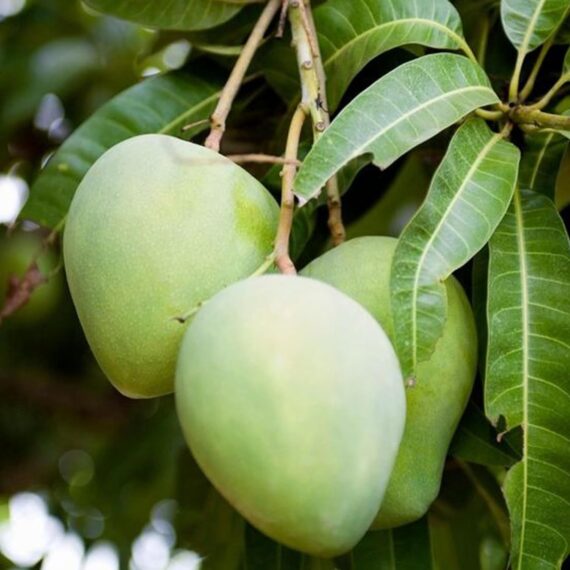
left=301, top=236, right=477, bottom=528
left=63, top=134, right=278, bottom=398
left=175, top=275, right=406, bottom=556
left=0, top=231, right=62, bottom=323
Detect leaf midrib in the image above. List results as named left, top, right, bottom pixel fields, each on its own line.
left=350, top=85, right=495, bottom=165
left=514, top=188, right=530, bottom=570
left=409, top=131, right=504, bottom=371
left=322, top=18, right=466, bottom=70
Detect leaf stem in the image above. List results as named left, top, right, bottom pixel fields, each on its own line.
left=288, top=0, right=345, bottom=245
left=519, top=37, right=554, bottom=103
left=226, top=153, right=301, bottom=166
left=528, top=71, right=570, bottom=111
left=476, top=108, right=506, bottom=121
left=204, top=0, right=281, bottom=152
left=274, top=106, right=306, bottom=274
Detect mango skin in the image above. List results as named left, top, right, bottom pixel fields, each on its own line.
left=63, top=134, right=278, bottom=398
left=175, top=275, right=406, bottom=556
left=301, top=236, right=477, bottom=528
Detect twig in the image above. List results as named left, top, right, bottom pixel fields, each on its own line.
left=274, top=106, right=306, bottom=274
left=289, top=0, right=345, bottom=245
left=204, top=0, right=282, bottom=152
left=528, top=71, right=570, bottom=111
left=0, top=221, right=64, bottom=325
left=510, top=106, right=570, bottom=130
left=519, top=37, right=554, bottom=103
left=226, top=153, right=301, bottom=166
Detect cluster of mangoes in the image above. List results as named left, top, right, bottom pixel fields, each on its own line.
left=63, top=134, right=477, bottom=557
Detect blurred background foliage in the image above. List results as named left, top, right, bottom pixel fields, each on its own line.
left=0, top=1, right=568, bottom=569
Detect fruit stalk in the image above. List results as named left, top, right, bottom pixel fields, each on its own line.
left=274, top=106, right=306, bottom=274
left=204, top=0, right=282, bottom=152
left=288, top=0, right=345, bottom=245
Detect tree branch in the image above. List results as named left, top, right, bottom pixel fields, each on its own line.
left=289, top=0, right=345, bottom=245
left=274, top=106, right=306, bottom=274
left=204, top=0, right=281, bottom=152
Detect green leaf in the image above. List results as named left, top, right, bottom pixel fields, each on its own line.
left=500, top=0, right=570, bottom=53
left=519, top=131, right=568, bottom=200
left=22, top=71, right=221, bottom=228
left=293, top=54, right=499, bottom=204
left=316, top=0, right=473, bottom=111
left=243, top=525, right=335, bottom=570
left=390, top=119, right=519, bottom=378
left=339, top=518, right=434, bottom=569
left=345, top=152, right=431, bottom=240
left=83, top=0, right=243, bottom=31
left=485, top=188, right=570, bottom=569
left=176, top=449, right=245, bottom=570
left=451, top=402, right=520, bottom=467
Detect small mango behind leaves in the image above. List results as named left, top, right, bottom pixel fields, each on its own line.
left=302, top=236, right=477, bottom=528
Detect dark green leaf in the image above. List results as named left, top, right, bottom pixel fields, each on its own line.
left=22, top=71, right=221, bottom=228
left=243, top=525, right=335, bottom=570
left=294, top=54, right=499, bottom=204
left=485, top=188, right=570, bottom=569
left=390, top=119, right=519, bottom=378
left=83, top=0, right=242, bottom=31
left=519, top=131, right=568, bottom=200
left=340, top=518, right=434, bottom=570
left=451, top=402, right=520, bottom=467
left=177, top=450, right=245, bottom=570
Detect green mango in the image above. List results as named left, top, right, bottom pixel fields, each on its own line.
left=175, top=275, right=406, bottom=556
left=301, top=236, right=477, bottom=528
left=63, top=134, right=278, bottom=398
left=0, top=231, right=62, bottom=323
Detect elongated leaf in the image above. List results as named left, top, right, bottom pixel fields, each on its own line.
left=451, top=402, right=520, bottom=467
left=243, top=525, right=334, bottom=570
left=293, top=54, right=499, bottom=203
left=519, top=131, right=568, bottom=200
left=317, top=0, right=471, bottom=111
left=83, top=0, right=242, bottom=31
left=485, top=188, right=570, bottom=569
left=339, top=518, right=434, bottom=570
left=260, top=0, right=472, bottom=112
left=390, top=119, right=519, bottom=378
left=176, top=450, right=245, bottom=570
left=501, top=0, right=570, bottom=53
left=22, top=71, right=221, bottom=228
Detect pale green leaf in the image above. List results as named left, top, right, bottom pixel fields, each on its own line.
left=316, top=0, right=472, bottom=110
left=293, top=54, right=499, bottom=204
left=500, top=0, right=570, bottom=53
left=22, top=71, right=221, bottom=228
left=485, top=188, right=570, bottom=569
left=340, top=518, right=434, bottom=569
left=390, top=119, right=519, bottom=378
left=519, top=131, right=568, bottom=200
left=83, top=0, right=242, bottom=31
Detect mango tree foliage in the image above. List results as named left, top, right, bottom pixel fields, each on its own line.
left=501, top=0, right=570, bottom=52
left=22, top=72, right=221, bottom=228
left=294, top=54, right=498, bottom=204
left=486, top=189, right=570, bottom=569
left=83, top=0, right=243, bottom=31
